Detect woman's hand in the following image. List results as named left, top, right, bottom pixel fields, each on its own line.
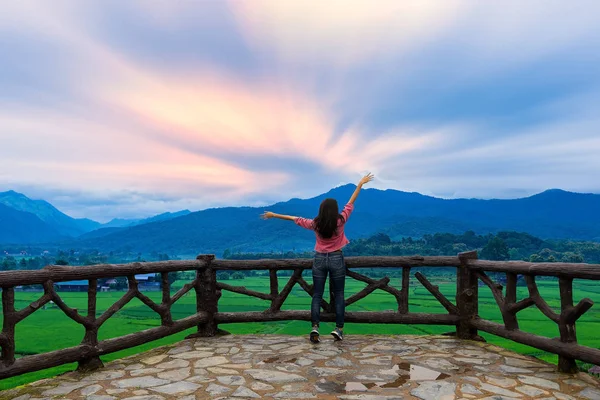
left=358, top=173, right=374, bottom=187
left=260, top=211, right=275, bottom=220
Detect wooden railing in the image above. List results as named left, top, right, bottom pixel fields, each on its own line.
left=0, top=251, right=598, bottom=380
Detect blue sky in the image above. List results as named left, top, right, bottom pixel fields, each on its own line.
left=1, top=1, right=600, bottom=222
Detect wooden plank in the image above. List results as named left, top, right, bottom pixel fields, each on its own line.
left=525, top=275, right=560, bottom=323
left=211, top=256, right=461, bottom=270
left=95, top=289, right=136, bottom=327
left=170, top=279, right=197, bottom=305
left=345, top=277, right=390, bottom=307
left=472, top=318, right=600, bottom=367
left=216, top=282, right=272, bottom=301
left=0, top=312, right=209, bottom=379
left=0, top=259, right=212, bottom=286
left=216, top=311, right=460, bottom=325
left=296, top=277, right=332, bottom=312
left=466, top=260, right=600, bottom=280
left=415, top=272, right=458, bottom=315
left=268, top=269, right=302, bottom=312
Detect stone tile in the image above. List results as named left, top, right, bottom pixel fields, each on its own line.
left=41, top=382, right=87, bottom=396
left=217, top=375, right=246, bottom=386
left=155, top=358, right=189, bottom=369
left=106, top=389, right=127, bottom=394
left=170, top=350, right=214, bottom=359
left=504, top=357, right=546, bottom=368
left=461, top=384, right=483, bottom=395
left=251, top=381, right=275, bottom=391
left=150, top=381, right=201, bottom=394
left=81, top=384, right=103, bottom=395
left=112, top=377, right=171, bottom=388
left=245, top=369, right=308, bottom=383
left=310, top=367, right=345, bottom=377
left=221, top=363, right=253, bottom=369
left=273, top=392, right=317, bottom=398
left=167, top=345, right=192, bottom=355
left=517, top=375, right=560, bottom=390
left=421, top=357, right=460, bottom=371
left=515, top=384, right=549, bottom=397
left=359, top=356, right=393, bottom=366
left=205, top=383, right=233, bottom=395
left=339, top=396, right=404, bottom=400
left=129, top=367, right=163, bottom=377
left=410, top=381, right=457, bottom=400
left=498, top=365, right=533, bottom=374
left=121, top=396, right=165, bottom=400
left=156, top=367, right=191, bottom=380
left=194, top=355, right=230, bottom=368
left=346, top=382, right=369, bottom=392
left=554, top=392, right=576, bottom=400
left=485, top=376, right=517, bottom=388
left=125, top=363, right=145, bottom=370
left=207, top=366, right=241, bottom=374
left=579, top=387, right=600, bottom=400
left=83, top=370, right=126, bottom=381
left=232, top=386, right=261, bottom=398
left=479, top=383, right=522, bottom=397
left=325, top=356, right=353, bottom=367
left=87, top=396, right=118, bottom=400
left=140, top=354, right=168, bottom=365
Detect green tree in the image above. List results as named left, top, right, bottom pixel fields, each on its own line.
left=231, top=272, right=245, bottom=280
left=217, top=272, right=230, bottom=280
left=481, top=237, right=509, bottom=261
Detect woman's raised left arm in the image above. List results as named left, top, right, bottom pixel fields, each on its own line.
left=260, top=211, right=297, bottom=221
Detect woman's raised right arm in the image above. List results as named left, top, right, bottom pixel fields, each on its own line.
left=348, top=173, right=374, bottom=205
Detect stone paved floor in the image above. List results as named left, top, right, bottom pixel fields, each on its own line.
left=2, top=335, right=600, bottom=400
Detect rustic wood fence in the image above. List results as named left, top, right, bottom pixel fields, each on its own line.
left=0, top=251, right=598, bottom=380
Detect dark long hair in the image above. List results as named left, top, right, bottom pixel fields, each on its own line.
left=314, top=198, right=344, bottom=239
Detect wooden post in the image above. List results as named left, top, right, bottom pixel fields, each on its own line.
left=1, top=287, right=16, bottom=367
left=189, top=255, right=217, bottom=337
left=558, top=277, right=578, bottom=373
left=269, top=269, right=278, bottom=299
left=399, top=267, right=410, bottom=314
left=78, top=279, right=103, bottom=371
left=504, top=272, right=519, bottom=331
left=456, top=251, right=479, bottom=340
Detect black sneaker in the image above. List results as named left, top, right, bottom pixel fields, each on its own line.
left=310, top=326, right=320, bottom=343
left=331, top=327, right=343, bottom=341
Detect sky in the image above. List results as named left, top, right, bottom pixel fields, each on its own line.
left=1, top=1, right=600, bottom=222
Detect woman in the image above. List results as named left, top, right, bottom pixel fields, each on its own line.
left=261, top=173, right=374, bottom=343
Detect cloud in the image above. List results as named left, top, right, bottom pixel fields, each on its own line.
left=1, top=1, right=600, bottom=220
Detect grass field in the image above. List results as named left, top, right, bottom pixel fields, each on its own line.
left=1, top=271, right=599, bottom=390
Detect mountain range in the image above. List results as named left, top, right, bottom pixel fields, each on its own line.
left=1, top=186, right=600, bottom=254
left=0, top=190, right=189, bottom=244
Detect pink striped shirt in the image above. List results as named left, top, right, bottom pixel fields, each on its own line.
left=294, top=203, right=354, bottom=253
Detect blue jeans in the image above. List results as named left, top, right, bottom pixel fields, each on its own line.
left=311, top=251, right=346, bottom=328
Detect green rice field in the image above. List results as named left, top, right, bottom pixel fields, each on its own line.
left=1, top=271, right=599, bottom=390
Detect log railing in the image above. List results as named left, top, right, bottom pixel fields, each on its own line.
left=0, top=251, right=598, bottom=379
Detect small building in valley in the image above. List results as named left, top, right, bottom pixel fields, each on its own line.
left=54, top=280, right=89, bottom=292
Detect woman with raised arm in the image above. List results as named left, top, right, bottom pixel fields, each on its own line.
left=261, top=173, right=374, bottom=343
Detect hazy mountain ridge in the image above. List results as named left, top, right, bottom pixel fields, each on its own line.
left=0, top=191, right=191, bottom=243
left=0, top=190, right=99, bottom=236
left=2, top=186, right=600, bottom=251
left=72, top=185, right=600, bottom=254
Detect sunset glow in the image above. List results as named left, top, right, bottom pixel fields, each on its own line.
left=2, top=1, right=600, bottom=220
